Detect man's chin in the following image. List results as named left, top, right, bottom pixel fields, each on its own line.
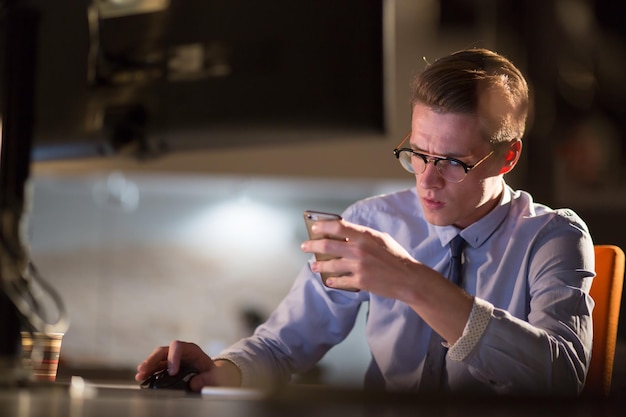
left=423, top=213, right=453, bottom=227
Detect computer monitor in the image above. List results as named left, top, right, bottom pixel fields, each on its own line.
left=28, top=0, right=386, bottom=161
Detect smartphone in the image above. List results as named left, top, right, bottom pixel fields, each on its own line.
left=303, top=210, right=357, bottom=291
left=303, top=210, right=342, bottom=243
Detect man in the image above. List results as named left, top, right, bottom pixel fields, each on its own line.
left=136, top=48, right=595, bottom=396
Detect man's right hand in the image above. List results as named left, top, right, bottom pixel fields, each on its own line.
left=135, top=340, right=241, bottom=392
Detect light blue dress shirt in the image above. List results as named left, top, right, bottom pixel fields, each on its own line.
left=217, top=184, right=595, bottom=395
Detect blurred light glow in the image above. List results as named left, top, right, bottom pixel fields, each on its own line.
left=180, top=196, right=293, bottom=259
left=92, top=171, right=140, bottom=212
left=97, top=0, right=170, bottom=18
left=555, top=0, right=593, bottom=40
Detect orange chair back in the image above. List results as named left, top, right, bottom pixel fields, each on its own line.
left=583, top=245, right=624, bottom=397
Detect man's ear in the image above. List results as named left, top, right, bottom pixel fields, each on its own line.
left=499, top=140, right=522, bottom=175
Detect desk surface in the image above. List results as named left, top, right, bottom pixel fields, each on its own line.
left=0, top=381, right=622, bottom=417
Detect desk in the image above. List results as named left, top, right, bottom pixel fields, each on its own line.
left=0, top=382, right=622, bottom=417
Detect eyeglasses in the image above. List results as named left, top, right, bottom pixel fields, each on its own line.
left=392, top=132, right=494, bottom=183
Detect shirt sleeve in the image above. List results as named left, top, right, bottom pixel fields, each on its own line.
left=214, top=262, right=366, bottom=389
left=452, top=211, right=594, bottom=395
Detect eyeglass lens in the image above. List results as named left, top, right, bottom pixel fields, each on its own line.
left=397, top=151, right=467, bottom=182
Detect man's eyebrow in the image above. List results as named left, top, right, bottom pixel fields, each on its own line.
left=410, top=144, right=467, bottom=160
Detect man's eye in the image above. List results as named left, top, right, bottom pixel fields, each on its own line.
left=443, top=159, right=461, bottom=167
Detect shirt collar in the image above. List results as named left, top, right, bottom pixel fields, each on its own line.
left=431, top=185, right=512, bottom=249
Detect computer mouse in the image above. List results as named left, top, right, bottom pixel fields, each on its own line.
left=140, top=365, right=199, bottom=391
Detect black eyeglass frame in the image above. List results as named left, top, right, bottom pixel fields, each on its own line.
left=392, top=132, right=495, bottom=183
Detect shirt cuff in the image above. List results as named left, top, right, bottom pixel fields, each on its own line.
left=447, top=297, right=493, bottom=362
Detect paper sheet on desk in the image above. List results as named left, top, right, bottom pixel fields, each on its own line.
left=70, top=376, right=139, bottom=398
left=201, top=386, right=265, bottom=400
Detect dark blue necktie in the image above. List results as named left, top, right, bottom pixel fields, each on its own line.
left=419, top=234, right=466, bottom=393
left=448, top=234, right=466, bottom=286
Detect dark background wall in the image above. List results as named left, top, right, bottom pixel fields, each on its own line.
left=491, top=0, right=626, bottom=335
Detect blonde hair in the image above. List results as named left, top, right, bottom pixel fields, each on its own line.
left=411, top=48, right=529, bottom=144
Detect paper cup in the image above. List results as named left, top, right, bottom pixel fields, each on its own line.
left=21, top=332, right=64, bottom=382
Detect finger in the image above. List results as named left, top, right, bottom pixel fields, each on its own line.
left=135, top=345, right=169, bottom=380
left=188, top=371, right=217, bottom=392
left=136, top=357, right=168, bottom=374
left=135, top=359, right=168, bottom=381
left=167, top=340, right=187, bottom=374
left=188, top=375, right=203, bottom=392
left=312, top=218, right=365, bottom=241
left=310, top=217, right=343, bottom=234
left=169, top=340, right=215, bottom=374
left=325, top=275, right=354, bottom=289
left=303, top=236, right=346, bottom=257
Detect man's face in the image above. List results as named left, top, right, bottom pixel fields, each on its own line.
left=410, top=103, right=506, bottom=229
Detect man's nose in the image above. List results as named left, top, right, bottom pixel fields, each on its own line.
left=419, top=162, right=444, bottom=188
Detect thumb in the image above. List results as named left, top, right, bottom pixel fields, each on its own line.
left=188, top=369, right=219, bottom=392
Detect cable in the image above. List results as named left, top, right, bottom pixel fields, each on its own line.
left=0, top=242, right=69, bottom=336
